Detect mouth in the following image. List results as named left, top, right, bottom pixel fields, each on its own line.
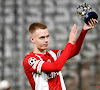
left=43, top=44, right=48, bottom=47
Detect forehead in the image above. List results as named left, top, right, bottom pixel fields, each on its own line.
left=34, top=29, right=49, bottom=37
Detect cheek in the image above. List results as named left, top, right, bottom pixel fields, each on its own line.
left=48, top=38, right=50, bottom=43
left=36, top=40, right=44, bottom=46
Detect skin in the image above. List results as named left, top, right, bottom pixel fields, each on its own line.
left=30, top=18, right=98, bottom=54
left=30, top=28, right=50, bottom=54
left=83, top=18, right=98, bottom=30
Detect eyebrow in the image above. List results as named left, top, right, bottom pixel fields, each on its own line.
left=46, top=34, right=50, bottom=37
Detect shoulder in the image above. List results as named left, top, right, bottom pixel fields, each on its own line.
left=23, top=52, right=45, bottom=73
left=23, top=54, right=35, bottom=62
left=23, top=53, right=40, bottom=66
left=23, top=55, right=35, bottom=64
left=23, top=52, right=40, bottom=61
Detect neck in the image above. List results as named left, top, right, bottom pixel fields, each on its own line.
left=33, top=48, right=46, bottom=54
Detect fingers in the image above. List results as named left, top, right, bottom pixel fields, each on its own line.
left=71, top=24, right=75, bottom=32
left=75, top=28, right=78, bottom=36
left=69, top=24, right=78, bottom=44
left=88, top=18, right=98, bottom=29
left=88, top=21, right=94, bottom=28
left=92, top=18, right=98, bottom=24
left=90, top=19, right=94, bottom=26
left=72, top=24, right=78, bottom=35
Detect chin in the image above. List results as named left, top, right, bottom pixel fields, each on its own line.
left=44, top=47, right=48, bottom=50
left=42, top=46, right=48, bottom=50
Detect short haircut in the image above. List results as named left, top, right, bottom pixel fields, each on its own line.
left=28, top=22, right=47, bottom=35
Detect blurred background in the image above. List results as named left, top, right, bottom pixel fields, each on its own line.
left=0, top=0, right=100, bottom=90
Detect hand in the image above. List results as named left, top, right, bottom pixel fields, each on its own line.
left=83, top=18, right=98, bottom=30
left=68, top=24, right=78, bottom=45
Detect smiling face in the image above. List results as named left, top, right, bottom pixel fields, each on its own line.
left=30, top=28, right=50, bottom=52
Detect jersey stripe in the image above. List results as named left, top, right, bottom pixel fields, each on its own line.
left=48, top=50, right=57, bottom=61
left=33, top=72, right=49, bottom=90
left=32, top=60, right=40, bottom=69
left=35, top=54, right=44, bottom=74
left=37, top=61, right=44, bottom=74
left=48, top=50, right=66, bottom=90
left=59, top=71, right=66, bottom=90
left=57, top=50, right=62, bottom=58
left=35, top=54, right=43, bottom=61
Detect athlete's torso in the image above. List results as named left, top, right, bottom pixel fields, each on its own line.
left=23, top=50, right=66, bottom=90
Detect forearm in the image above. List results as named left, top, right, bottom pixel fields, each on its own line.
left=42, top=43, right=74, bottom=72
left=68, top=29, right=87, bottom=59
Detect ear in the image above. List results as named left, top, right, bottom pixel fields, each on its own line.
left=30, top=37, right=35, bottom=43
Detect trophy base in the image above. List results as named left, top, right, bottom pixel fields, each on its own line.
left=84, top=12, right=98, bottom=25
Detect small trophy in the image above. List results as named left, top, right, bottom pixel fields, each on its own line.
left=77, top=3, right=98, bottom=25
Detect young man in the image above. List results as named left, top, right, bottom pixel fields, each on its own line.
left=23, top=19, right=98, bottom=90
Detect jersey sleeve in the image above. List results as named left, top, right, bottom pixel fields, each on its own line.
left=23, top=43, right=73, bottom=73
left=42, top=43, right=73, bottom=72
left=51, top=29, right=87, bottom=60
left=68, top=29, right=87, bottom=59
left=23, top=55, right=44, bottom=74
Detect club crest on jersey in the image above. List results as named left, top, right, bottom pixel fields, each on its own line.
left=28, top=57, right=37, bottom=66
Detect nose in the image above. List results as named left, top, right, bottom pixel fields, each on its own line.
left=45, top=37, right=48, bottom=43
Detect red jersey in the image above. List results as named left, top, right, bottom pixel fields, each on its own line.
left=23, top=29, right=87, bottom=90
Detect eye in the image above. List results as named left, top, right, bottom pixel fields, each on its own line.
left=39, top=36, right=45, bottom=39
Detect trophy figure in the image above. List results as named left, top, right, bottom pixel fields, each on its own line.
left=77, top=3, right=98, bottom=25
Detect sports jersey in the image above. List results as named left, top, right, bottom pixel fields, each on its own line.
left=23, top=29, right=87, bottom=90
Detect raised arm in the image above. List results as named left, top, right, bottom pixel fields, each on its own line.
left=42, top=24, right=77, bottom=72
left=68, top=18, right=98, bottom=59
left=23, top=24, right=77, bottom=73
